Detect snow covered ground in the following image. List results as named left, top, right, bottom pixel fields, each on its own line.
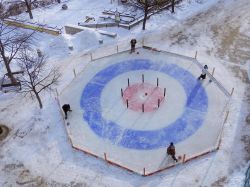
left=0, top=0, right=249, bottom=186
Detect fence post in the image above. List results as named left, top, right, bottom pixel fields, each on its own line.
left=164, top=88, right=166, bottom=97
left=90, top=53, right=93, bottom=61
left=157, top=78, right=159, bottom=87
left=224, top=111, right=229, bottom=124
left=104, top=153, right=107, bottom=161
left=211, top=67, right=215, bottom=76
left=55, top=88, right=59, bottom=97
left=230, top=88, right=234, bottom=96
left=182, top=154, right=186, bottom=163
left=142, top=104, right=144, bottom=113
left=126, top=99, right=129, bottom=108
left=116, top=45, right=119, bottom=53
left=121, top=88, right=123, bottom=97
left=128, top=78, right=130, bottom=87
left=73, top=68, right=76, bottom=78
left=217, top=138, right=222, bottom=150
left=194, top=51, right=198, bottom=59
left=209, top=68, right=215, bottom=82
left=143, top=168, right=146, bottom=176
left=158, top=99, right=160, bottom=108
left=142, top=74, right=144, bottom=83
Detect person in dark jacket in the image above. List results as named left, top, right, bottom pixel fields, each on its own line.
left=62, top=104, right=72, bottom=119
left=167, top=142, right=178, bottom=162
left=198, top=65, right=208, bottom=80
left=130, top=39, right=137, bottom=53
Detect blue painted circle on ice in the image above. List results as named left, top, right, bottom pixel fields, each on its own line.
left=80, top=59, right=208, bottom=150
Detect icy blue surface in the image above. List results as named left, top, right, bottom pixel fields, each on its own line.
left=81, top=59, right=208, bottom=150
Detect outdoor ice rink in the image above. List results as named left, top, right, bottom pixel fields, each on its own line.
left=59, top=47, right=230, bottom=175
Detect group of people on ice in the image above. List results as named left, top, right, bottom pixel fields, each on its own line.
left=61, top=38, right=210, bottom=163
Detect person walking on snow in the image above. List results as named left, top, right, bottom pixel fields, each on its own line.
left=130, top=38, right=137, bottom=53
left=62, top=104, right=72, bottom=119
left=167, top=142, right=178, bottom=162
left=198, top=65, right=208, bottom=80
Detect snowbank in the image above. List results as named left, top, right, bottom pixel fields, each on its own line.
left=69, top=28, right=102, bottom=53
left=35, top=28, right=103, bottom=60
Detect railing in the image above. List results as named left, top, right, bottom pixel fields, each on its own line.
left=54, top=43, right=233, bottom=176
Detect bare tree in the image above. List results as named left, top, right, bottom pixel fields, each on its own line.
left=24, top=0, right=40, bottom=19
left=139, top=0, right=177, bottom=30
left=0, top=19, right=34, bottom=84
left=142, top=0, right=150, bottom=30
left=18, top=50, right=60, bottom=109
left=24, top=0, right=33, bottom=19
left=139, top=0, right=161, bottom=30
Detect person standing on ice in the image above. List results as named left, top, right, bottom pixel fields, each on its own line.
left=130, top=38, right=137, bottom=53
left=114, top=9, right=121, bottom=23
left=62, top=104, right=72, bottom=119
left=167, top=142, right=178, bottom=162
left=198, top=65, right=208, bottom=80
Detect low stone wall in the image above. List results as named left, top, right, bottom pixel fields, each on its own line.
left=4, top=18, right=62, bottom=36
left=65, top=24, right=84, bottom=35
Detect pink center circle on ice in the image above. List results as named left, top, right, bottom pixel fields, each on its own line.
left=122, top=83, right=165, bottom=112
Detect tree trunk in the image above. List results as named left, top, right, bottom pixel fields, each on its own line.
left=24, top=0, right=33, bottom=19
left=142, top=2, right=149, bottom=30
left=4, top=60, right=16, bottom=84
left=0, top=41, right=17, bottom=84
left=28, top=8, right=33, bottom=19
left=171, top=0, right=175, bottom=13
left=34, top=90, right=43, bottom=109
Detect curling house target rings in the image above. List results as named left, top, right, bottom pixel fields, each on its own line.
left=80, top=59, right=208, bottom=150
